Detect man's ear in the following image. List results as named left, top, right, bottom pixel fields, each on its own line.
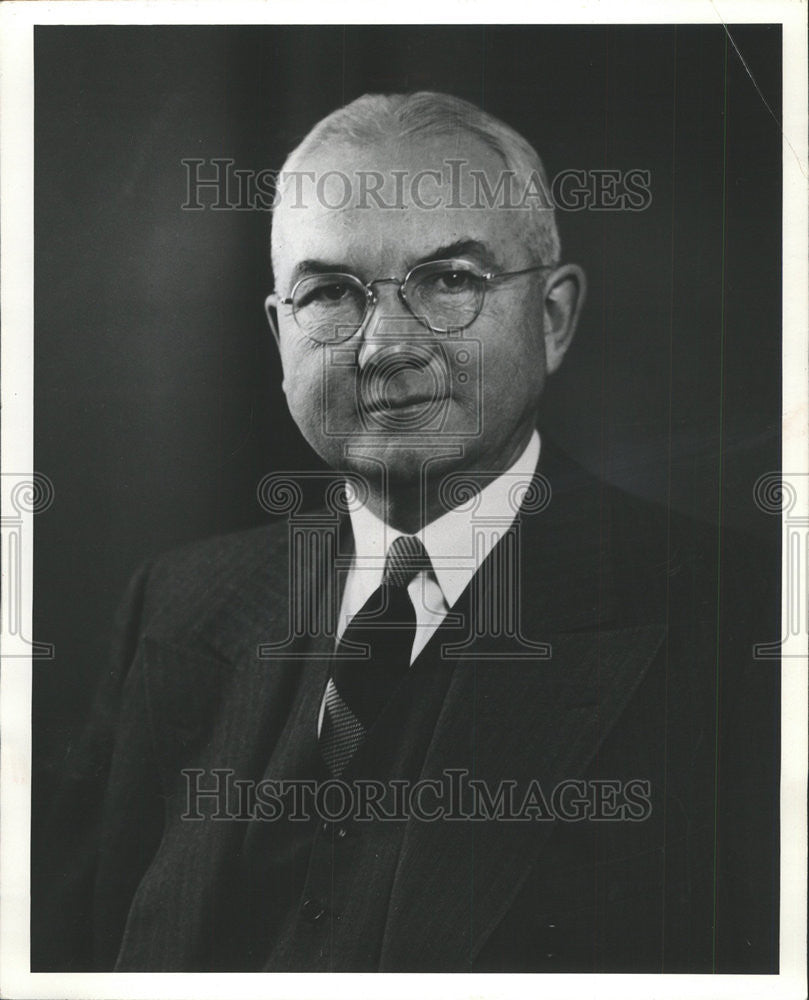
left=264, top=293, right=288, bottom=395
left=264, top=293, right=281, bottom=350
left=542, top=264, right=586, bottom=375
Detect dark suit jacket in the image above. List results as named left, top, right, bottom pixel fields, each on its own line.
left=32, top=445, right=780, bottom=973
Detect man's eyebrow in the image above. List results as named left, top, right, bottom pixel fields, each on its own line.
left=289, top=258, right=356, bottom=283
left=288, top=240, right=495, bottom=286
left=412, top=240, right=494, bottom=267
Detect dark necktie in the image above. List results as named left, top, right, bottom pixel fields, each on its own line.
left=319, top=534, right=430, bottom=777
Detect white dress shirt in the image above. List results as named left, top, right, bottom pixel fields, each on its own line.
left=317, top=431, right=541, bottom=734
left=337, top=429, right=541, bottom=663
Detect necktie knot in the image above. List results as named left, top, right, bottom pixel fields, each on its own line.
left=381, top=534, right=430, bottom=590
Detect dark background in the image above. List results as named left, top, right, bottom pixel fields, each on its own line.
left=33, top=25, right=781, bottom=811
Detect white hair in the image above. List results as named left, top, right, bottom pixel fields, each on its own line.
left=273, top=91, right=560, bottom=268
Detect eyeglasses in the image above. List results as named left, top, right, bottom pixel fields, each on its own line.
left=266, top=258, right=554, bottom=344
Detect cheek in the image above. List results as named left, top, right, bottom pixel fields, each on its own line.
left=477, top=304, right=546, bottom=400
left=279, top=341, right=324, bottom=424
left=279, top=339, right=365, bottom=454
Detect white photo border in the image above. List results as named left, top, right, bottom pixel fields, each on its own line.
left=1, top=2, right=806, bottom=998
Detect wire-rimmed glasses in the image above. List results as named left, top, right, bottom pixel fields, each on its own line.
left=265, top=257, right=554, bottom=344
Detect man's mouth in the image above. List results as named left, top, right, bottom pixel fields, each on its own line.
left=361, top=392, right=448, bottom=414
left=355, top=347, right=453, bottom=425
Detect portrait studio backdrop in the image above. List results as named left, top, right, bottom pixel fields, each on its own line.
left=33, top=25, right=781, bottom=820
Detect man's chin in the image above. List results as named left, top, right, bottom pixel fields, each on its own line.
left=337, top=432, right=479, bottom=492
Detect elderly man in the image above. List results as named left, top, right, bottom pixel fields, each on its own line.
left=42, top=92, right=778, bottom=974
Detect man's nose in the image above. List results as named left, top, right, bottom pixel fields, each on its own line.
left=355, top=281, right=429, bottom=371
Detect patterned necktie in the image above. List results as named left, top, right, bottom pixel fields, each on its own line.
left=320, top=534, right=430, bottom=777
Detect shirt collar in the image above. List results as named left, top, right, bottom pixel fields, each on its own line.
left=347, top=430, right=541, bottom=608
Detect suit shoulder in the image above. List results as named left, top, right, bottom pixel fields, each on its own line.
left=600, top=482, right=775, bottom=629
left=148, top=520, right=290, bottom=583
left=131, top=520, right=292, bottom=645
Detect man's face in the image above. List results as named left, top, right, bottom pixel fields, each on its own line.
left=271, top=133, right=571, bottom=490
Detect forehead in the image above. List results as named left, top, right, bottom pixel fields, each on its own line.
left=271, top=133, right=531, bottom=281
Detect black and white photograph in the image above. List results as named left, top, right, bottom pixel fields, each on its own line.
left=1, top=2, right=806, bottom=997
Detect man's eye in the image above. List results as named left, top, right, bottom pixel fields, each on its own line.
left=320, top=282, right=351, bottom=301
left=437, top=270, right=474, bottom=292
left=298, top=281, right=352, bottom=307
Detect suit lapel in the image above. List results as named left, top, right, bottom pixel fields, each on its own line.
left=379, top=624, right=666, bottom=970
left=381, top=448, right=668, bottom=969
left=143, top=518, right=346, bottom=780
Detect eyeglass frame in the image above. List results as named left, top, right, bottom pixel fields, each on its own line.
left=264, top=257, right=556, bottom=343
